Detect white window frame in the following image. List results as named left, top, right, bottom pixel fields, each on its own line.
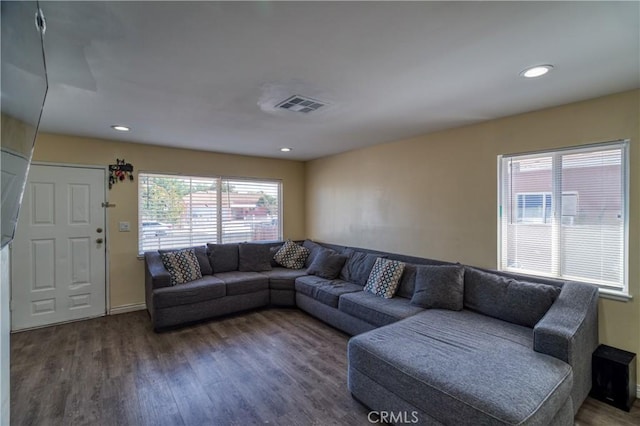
left=497, top=140, right=629, bottom=297
left=138, top=172, right=282, bottom=255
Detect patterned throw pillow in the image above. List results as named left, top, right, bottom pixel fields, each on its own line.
left=160, top=248, right=203, bottom=285
left=364, top=258, right=406, bottom=299
left=274, top=240, right=310, bottom=269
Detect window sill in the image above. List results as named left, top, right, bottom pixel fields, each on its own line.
left=598, top=288, right=632, bottom=302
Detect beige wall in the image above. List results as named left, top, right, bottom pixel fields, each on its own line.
left=306, top=90, right=640, bottom=373
left=32, top=134, right=306, bottom=309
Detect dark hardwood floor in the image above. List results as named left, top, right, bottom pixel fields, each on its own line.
left=10, top=308, right=640, bottom=426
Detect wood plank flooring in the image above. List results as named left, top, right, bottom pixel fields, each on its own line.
left=10, top=308, right=640, bottom=426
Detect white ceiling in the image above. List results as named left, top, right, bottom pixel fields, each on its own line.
left=38, top=1, right=639, bottom=161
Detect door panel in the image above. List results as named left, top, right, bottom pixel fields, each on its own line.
left=11, top=164, right=106, bottom=330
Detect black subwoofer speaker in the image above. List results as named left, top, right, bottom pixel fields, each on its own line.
left=590, top=344, right=636, bottom=412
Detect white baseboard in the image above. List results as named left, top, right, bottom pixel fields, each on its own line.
left=109, top=303, right=146, bottom=315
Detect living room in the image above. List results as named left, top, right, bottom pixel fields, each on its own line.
left=2, top=2, right=639, bottom=425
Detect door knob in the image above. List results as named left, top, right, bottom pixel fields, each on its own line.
left=96, top=238, right=104, bottom=244
left=97, top=228, right=103, bottom=233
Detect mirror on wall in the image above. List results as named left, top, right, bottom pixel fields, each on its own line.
left=1, top=0, right=48, bottom=248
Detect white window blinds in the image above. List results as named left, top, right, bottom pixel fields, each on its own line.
left=139, top=173, right=281, bottom=254
left=498, top=141, right=628, bottom=292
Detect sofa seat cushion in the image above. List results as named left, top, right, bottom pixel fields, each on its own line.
left=260, top=267, right=309, bottom=290
left=153, top=276, right=226, bottom=309
left=339, top=292, right=423, bottom=327
left=348, top=309, right=573, bottom=425
left=214, top=271, right=269, bottom=296
left=295, top=275, right=362, bottom=308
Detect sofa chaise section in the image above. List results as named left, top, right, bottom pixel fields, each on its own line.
left=348, top=309, right=575, bottom=425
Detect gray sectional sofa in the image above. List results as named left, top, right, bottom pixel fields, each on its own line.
left=144, top=239, right=599, bottom=425
left=144, top=242, right=304, bottom=329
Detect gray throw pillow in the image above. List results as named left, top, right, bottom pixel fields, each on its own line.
left=410, top=265, right=464, bottom=310
left=339, top=249, right=386, bottom=286
left=302, top=240, right=325, bottom=268
left=207, top=243, right=239, bottom=273
left=396, top=263, right=417, bottom=299
left=464, top=267, right=561, bottom=328
left=160, top=245, right=211, bottom=275
left=238, top=243, right=272, bottom=272
left=307, top=249, right=348, bottom=280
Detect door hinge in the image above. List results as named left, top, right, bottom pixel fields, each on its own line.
left=101, top=202, right=116, bottom=208
left=10, top=300, right=14, bottom=311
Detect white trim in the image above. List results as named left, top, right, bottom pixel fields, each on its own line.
left=31, top=161, right=106, bottom=170
left=109, top=303, right=146, bottom=315
left=598, top=288, right=633, bottom=302
left=9, top=314, right=105, bottom=333
left=497, top=140, right=630, bottom=294
left=637, top=384, right=640, bottom=399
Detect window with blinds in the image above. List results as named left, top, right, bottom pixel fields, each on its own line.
left=139, top=173, right=281, bottom=254
left=498, top=140, right=628, bottom=293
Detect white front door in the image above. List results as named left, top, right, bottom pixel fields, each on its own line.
left=10, top=164, right=106, bottom=331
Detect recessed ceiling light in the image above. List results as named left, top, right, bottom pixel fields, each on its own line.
left=280, top=147, right=292, bottom=152
left=520, top=65, right=554, bottom=78
left=111, top=125, right=130, bottom=132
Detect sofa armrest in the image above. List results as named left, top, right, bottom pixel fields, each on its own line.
left=533, top=281, right=599, bottom=413
left=144, top=251, right=171, bottom=327
left=145, top=251, right=171, bottom=290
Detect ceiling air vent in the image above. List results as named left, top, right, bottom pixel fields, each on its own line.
left=276, top=95, right=325, bottom=114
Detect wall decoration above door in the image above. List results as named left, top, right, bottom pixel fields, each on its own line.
left=108, top=158, right=134, bottom=189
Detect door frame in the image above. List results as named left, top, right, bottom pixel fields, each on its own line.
left=10, top=162, right=110, bottom=330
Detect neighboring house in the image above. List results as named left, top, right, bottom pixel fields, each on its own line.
left=179, top=190, right=277, bottom=242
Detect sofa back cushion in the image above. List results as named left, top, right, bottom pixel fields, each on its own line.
left=302, top=240, right=325, bottom=268
left=410, top=265, right=464, bottom=310
left=160, top=245, right=211, bottom=275
left=396, top=263, right=417, bottom=299
left=340, top=249, right=387, bottom=286
left=207, top=243, right=239, bottom=273
left=238, top=243, right=272, bottom=272
left=464, top=267, right=561, bottom=328
left=307, top=248, right=348, bottom=279
left=269, top=245, right=281, bottom=267
left=160, top=248, right=203, bottom=285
